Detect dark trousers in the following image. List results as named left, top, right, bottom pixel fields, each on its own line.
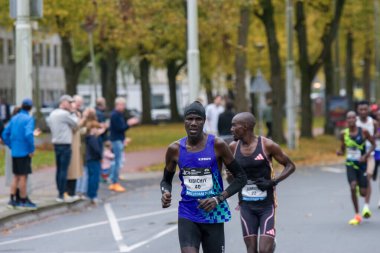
left=54, top=144, right=72, bottom=198
left=87, top=160, right=101, bottom=200
left=266, top=122, right=273, bottom=139
left=66, top=179, right=77, bottom=196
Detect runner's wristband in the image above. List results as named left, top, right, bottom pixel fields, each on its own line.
left=212, top=197, right=219, bottom=205
left=216, top=195, right=225, bottom=204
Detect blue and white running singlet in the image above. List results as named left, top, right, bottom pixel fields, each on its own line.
left=178, top=135, right=231, bottom=223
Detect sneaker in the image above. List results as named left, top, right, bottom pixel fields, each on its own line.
left=64, top=195, right=76, bottom=203
left=108, top=183, right=116, bottom=191
left=348, top=214, right=362, bottom=225
left=362, top=206, right=372, bottom=219
left=113, top=183, right=126, bottom=192
left=56, top=197, right=64, bottom=203
left=21, top=198, right=37, bottom=210
left=7, top=199, right=17, bottom=209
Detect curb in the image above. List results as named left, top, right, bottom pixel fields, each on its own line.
left=0, top=200, right=89, bottom=231
left=0, top=172, right=162, bottom=232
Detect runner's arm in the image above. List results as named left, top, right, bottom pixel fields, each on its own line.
left=226, top=141, right=238, bottom=184
left=363, top=129, right=375, bottom=157
left=160, top=143, right=179, bottom=208
left=266, top=139, right=296, bottom=185
left=337, top=131, right=345, bottom=156
left=215, top=138, right=247, bottom=199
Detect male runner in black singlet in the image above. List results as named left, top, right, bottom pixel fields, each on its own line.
left=228, top=112, right=296, bottom=253
left=160, top=101, right=247, bottom=253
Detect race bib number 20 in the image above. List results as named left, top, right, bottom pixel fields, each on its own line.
left=183, top=168, right=214, bottom=197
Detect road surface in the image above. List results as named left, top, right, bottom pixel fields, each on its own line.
left=0, top=165, right=379, bottom=253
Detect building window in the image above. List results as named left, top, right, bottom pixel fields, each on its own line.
left=46, top=44, right=50, bottom=67
left=0, top=39, right=3, bottom=64
left=54, top=45, right=59, bottom=67
left=7, top=39, right=14, bottom=64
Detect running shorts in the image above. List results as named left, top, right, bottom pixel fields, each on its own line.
left=346, top=165, right=368, bottom=188
left=12, top=156, right=32, bottom=175
left=239, top=202, right=276, bottom=238
left=178, top=218, right=225, bottom=253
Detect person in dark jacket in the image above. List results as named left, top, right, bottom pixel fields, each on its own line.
left=2, top=99, right=37, bottom=210
left=218, top=100, right=235, bottom=143
left=85, top=121, right=103, bottom=203
left=109, top=97, right=139, bottom=192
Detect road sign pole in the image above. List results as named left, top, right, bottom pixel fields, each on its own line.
left=187, top=0, right=200, bottom=103
left=15, top=0, right=33, bottom=105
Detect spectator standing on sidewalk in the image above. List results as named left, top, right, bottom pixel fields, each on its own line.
left=66, top=95, right=86, bottom=202
left=204, top=95, right=224, bottom=135
left=109, top=97, right=139, bottom=192
left=2, top=99, right=37, bottom=210
left=85, top=120, right=103, bottom=204
left=218, top=100, right=235, bottom=143
left=101, top=141, right=115, bottom=182
left=48, top=95, right=79, bottom=202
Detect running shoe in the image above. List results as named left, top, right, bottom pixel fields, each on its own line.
left=113, top=183, right=126, bottom=192
left=348, top=214, right=362, bottom=225
left=362, top=206, right=372, bottom=219
left=55, top=197, right=64, bottom=203
left=108, top=183, right=116, bottom=191
left=7, top=199, right=17, bottom=209
left=20, top=198, right=37, bottom=210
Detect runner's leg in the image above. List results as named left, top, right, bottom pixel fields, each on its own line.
left=178, top=218, right=201, bottom=253
left=240, top=202, right=259, bottom=253
left=258, top=205, right=275, bottom=253
left=201, top=223, right=225, bottom=253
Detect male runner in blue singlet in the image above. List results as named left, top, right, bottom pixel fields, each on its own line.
left=160, top=101, right=247, bottom=253
left=229, top=112, right=296, bottom=253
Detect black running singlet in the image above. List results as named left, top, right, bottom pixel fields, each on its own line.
left=235, top=137, right=275, bottom=205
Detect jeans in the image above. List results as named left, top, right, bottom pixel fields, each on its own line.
left=54, top=144, right=72, bottom=198
left=111, top=140, right=124, bottom=184
left=87, top=160, right=101, bottom=200
left=76, top=166, right=88, bottom=194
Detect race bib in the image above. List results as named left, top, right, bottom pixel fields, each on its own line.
left=241, top=180, right=267, bottom=201
left=183, top=168, right=214, bottom=197
left=346, top=148, right=361, bottom=161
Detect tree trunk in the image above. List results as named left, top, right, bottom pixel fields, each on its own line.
left=61, top=36, right=90, bottom=95
left=258, top=0, right=286, bottom=143
left=345, top=31, right=354, bottom=109
left=167, top=60, right=183, bottom=122
left=324, top=45, right=335, bottom=135
left=204, top=77, right=213, bottom=104
left=362, top=40, right=371, bottom=101
left=100, top=48, right=119, bottom=108
left=140, top=57, right=152, bottom=124
left=226, top=74, right=235, bottom=100
left=295, top=1, right=313, bottom=138
left=295, top=0, right=345, bottom=138
left=234, top=5, right=251, bottom=112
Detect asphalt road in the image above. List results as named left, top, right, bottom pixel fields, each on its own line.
left=0, top=165, right=379, bottom=253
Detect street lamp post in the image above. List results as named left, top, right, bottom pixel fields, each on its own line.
left=15, top=0, right=33, bottom=105
left=187, top=0, right=200, bottom=103
left=286, top=0, right=296, bottom=149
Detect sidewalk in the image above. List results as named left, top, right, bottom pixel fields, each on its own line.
left=0, top=148, right=166, bottom=231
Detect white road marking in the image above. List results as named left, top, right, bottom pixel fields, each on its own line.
left=0, top=208, right=176, bottom=246
left=104, top=203, right=129, bottom=252
left=321, top=167, right=345, bottom=174
left=123, top=225, right=177, bottom=252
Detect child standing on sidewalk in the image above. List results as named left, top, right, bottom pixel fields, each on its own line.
left=85, top=121, right=103, bottom=204
left=101, top=141, right=114, bottom=183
